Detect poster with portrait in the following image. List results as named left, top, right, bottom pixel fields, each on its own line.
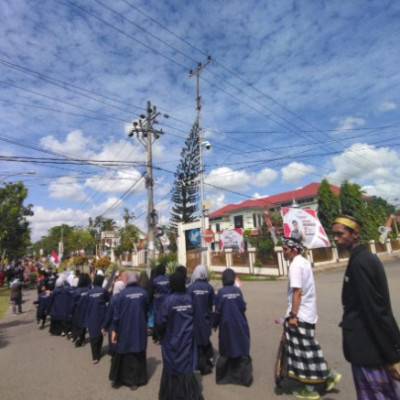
left=281, top=207, right=330, bottom=249
left=219, top=228, right=245, bottom=252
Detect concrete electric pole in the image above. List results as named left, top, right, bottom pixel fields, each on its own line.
left=189, top=56, right=211, bottom=267
left=129, top=101, right=168, bottom=269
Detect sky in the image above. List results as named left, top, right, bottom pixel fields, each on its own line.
left=1, top=0, right=400, bottom=242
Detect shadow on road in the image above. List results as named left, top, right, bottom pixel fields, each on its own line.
left=147, top=356, right=162, bottom=379
left=0, top=318, right=32, bottom=349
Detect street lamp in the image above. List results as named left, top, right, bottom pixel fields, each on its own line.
left=0, top=170, right=36, bottom=183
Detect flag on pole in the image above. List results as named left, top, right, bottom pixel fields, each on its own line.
left=50, top=250, right=59, bottom=267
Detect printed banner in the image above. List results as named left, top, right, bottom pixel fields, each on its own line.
left=281, top=207, right=330, bottom=249
left=219, top=228, right=244, bottom=252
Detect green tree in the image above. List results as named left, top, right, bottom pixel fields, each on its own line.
left=31, top=225, right=97, bottom=259
left=317, top=178, right=340, bottom=237
left=170, top=121, right=200, bottom=227
left=368, top=196, right=396, bottom=216
left=339, top=180, right=365, bottom=221
left=0, top=182, right=33, bottom=258
left=338, top=181, right=389, bottom=240
left=363, top=201, right=386, bottom=241
left=68, top=229, right=96, bottom=256
left=113, top=223, right=140, bottom=265
left=245, top=223, right=276, bottom=265
left=122, top=207, right=135, bottom=226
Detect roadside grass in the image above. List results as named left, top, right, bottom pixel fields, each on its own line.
left=237, top=274, right=278, bottom=282
left=0, top=286, right=10, bottom=319
left=210, top=274, right=278, bottom=282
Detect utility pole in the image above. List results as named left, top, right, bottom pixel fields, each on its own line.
left=129, top=101, right=168, bottom=269
left=189, top=55, right=211, bottom=267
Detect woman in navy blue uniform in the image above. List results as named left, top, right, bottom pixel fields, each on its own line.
left=213, top=268, right=253, bottom=386
left=71, top=273, right=92, bottom=346
left=188, top=264, right=215, bottom=375
left=86, top=274, right=110, bottom=363
left=158, top=271, right=204, bottom=400
left=102, top=279, right=125, bottom=356
left=152, top=263, right=170, bottom=343
left=49, top=274, right=70, bottom=336
left=109, top=272, right=148, bottom=390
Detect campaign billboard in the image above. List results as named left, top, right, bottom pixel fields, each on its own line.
left=281, top=207, right=330, bottom=249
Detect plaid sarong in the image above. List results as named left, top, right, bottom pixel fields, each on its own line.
left=284, top=319, right=329, bottom=383
left=352, top=365, right=400, bottom=400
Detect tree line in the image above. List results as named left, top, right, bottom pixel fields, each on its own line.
left=1, top=121, right=398, bottom=261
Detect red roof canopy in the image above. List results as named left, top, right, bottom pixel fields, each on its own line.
left=209, top=182, right=340, bottom=219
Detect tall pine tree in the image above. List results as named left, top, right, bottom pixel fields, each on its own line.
left=170, top=121, right=200, bottom=228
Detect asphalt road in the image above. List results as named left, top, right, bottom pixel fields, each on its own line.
left=1, top=261, right=399, bottom=400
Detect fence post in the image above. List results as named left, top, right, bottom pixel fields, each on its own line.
left=332, top=243, right=339, bottom=262
left=275, top=246, right=287, bottom=276
left=225, top=249, right=232, bottom=268
left=386, top=238, right=392, bottom=254
left=369, top=240, right=377, bottom=255
left=248, top=247, right=256, bottom=274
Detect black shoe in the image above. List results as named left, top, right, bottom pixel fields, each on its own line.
left=111, top=382, right=120, bottom=389
left=130, top=385, right=138, bottom=391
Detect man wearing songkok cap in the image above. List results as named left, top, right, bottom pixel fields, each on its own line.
left=280, top=237, right=340, bottom=399
left=332, top=215, right=400, bottom=399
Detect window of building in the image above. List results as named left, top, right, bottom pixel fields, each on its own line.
left=252, top=213, right=263, bottom=228
left=234, top=215, right=243, bottom=228
left=216, top=223, right=221, bottom=232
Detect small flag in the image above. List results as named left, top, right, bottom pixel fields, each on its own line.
left=234, top=277, right=242, bottom=287
left=51, top=250, right=59, bottom=265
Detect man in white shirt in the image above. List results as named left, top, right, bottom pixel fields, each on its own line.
left=282, top=237, right=341, bottom=400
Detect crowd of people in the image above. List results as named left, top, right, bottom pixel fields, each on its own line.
left=4, top=213, right=400, bottom=400
left=29, top=262, right=253, bottom=400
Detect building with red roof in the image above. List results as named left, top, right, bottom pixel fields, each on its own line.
left=209, top=182, right=340, bottom=234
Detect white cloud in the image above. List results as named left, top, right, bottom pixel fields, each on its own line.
left=205, top=167, right=251, bottom=191
left=378, top=101, right=397, bottom=112
left=327, top=143, right=400, bottom=183
left=362, top=181, right=400, bottom=204
left=334, top=116, right=366, bottom=132
left=281, top=162, right=315, bottom=183
left=49, top=176, right=86, bottom=201
left=205, top=192, right=226, bottom=212
left=29, top=205, right=91, bottom=241
left=252, top=167, right=278, bottom=187
left=40, top=130, right=94, bottom=158
left=85, top=169, right=145, bottom=194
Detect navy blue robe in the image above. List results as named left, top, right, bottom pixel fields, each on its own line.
left=50, top=285, right=72, bottom=321
left=152, top=274, right=170, bottom=326
left=72, top=287, right=89, bottom=329
left=159, top=292, right=197, bottom=375
left=214, top=285, right=250, bottom=358
left=37, top=290, right=52, bottom=319
left=187, top=280, right=215, bottom=346
left=86, top=286, right=109, bottom=337
left=113, top=286, right=148, bottom=354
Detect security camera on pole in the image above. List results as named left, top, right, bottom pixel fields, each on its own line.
left=129, top=101, right=168, bottom=269
left=189, top=56, right=211, bottom=267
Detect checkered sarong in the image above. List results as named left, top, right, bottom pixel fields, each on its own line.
left=284, top=319, right=329, bottom=383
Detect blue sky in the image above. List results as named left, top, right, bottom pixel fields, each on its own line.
left=1, top=0, right=400, bottom=241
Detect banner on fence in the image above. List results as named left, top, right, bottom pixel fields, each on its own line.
left=219, top=228, right=245, bottom=252
left=281, top=207, right=330, bottom=249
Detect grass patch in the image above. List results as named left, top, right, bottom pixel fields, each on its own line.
left=0, top=286, right=10, bottom=319
left=237, top=274, right=278, bottom=282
